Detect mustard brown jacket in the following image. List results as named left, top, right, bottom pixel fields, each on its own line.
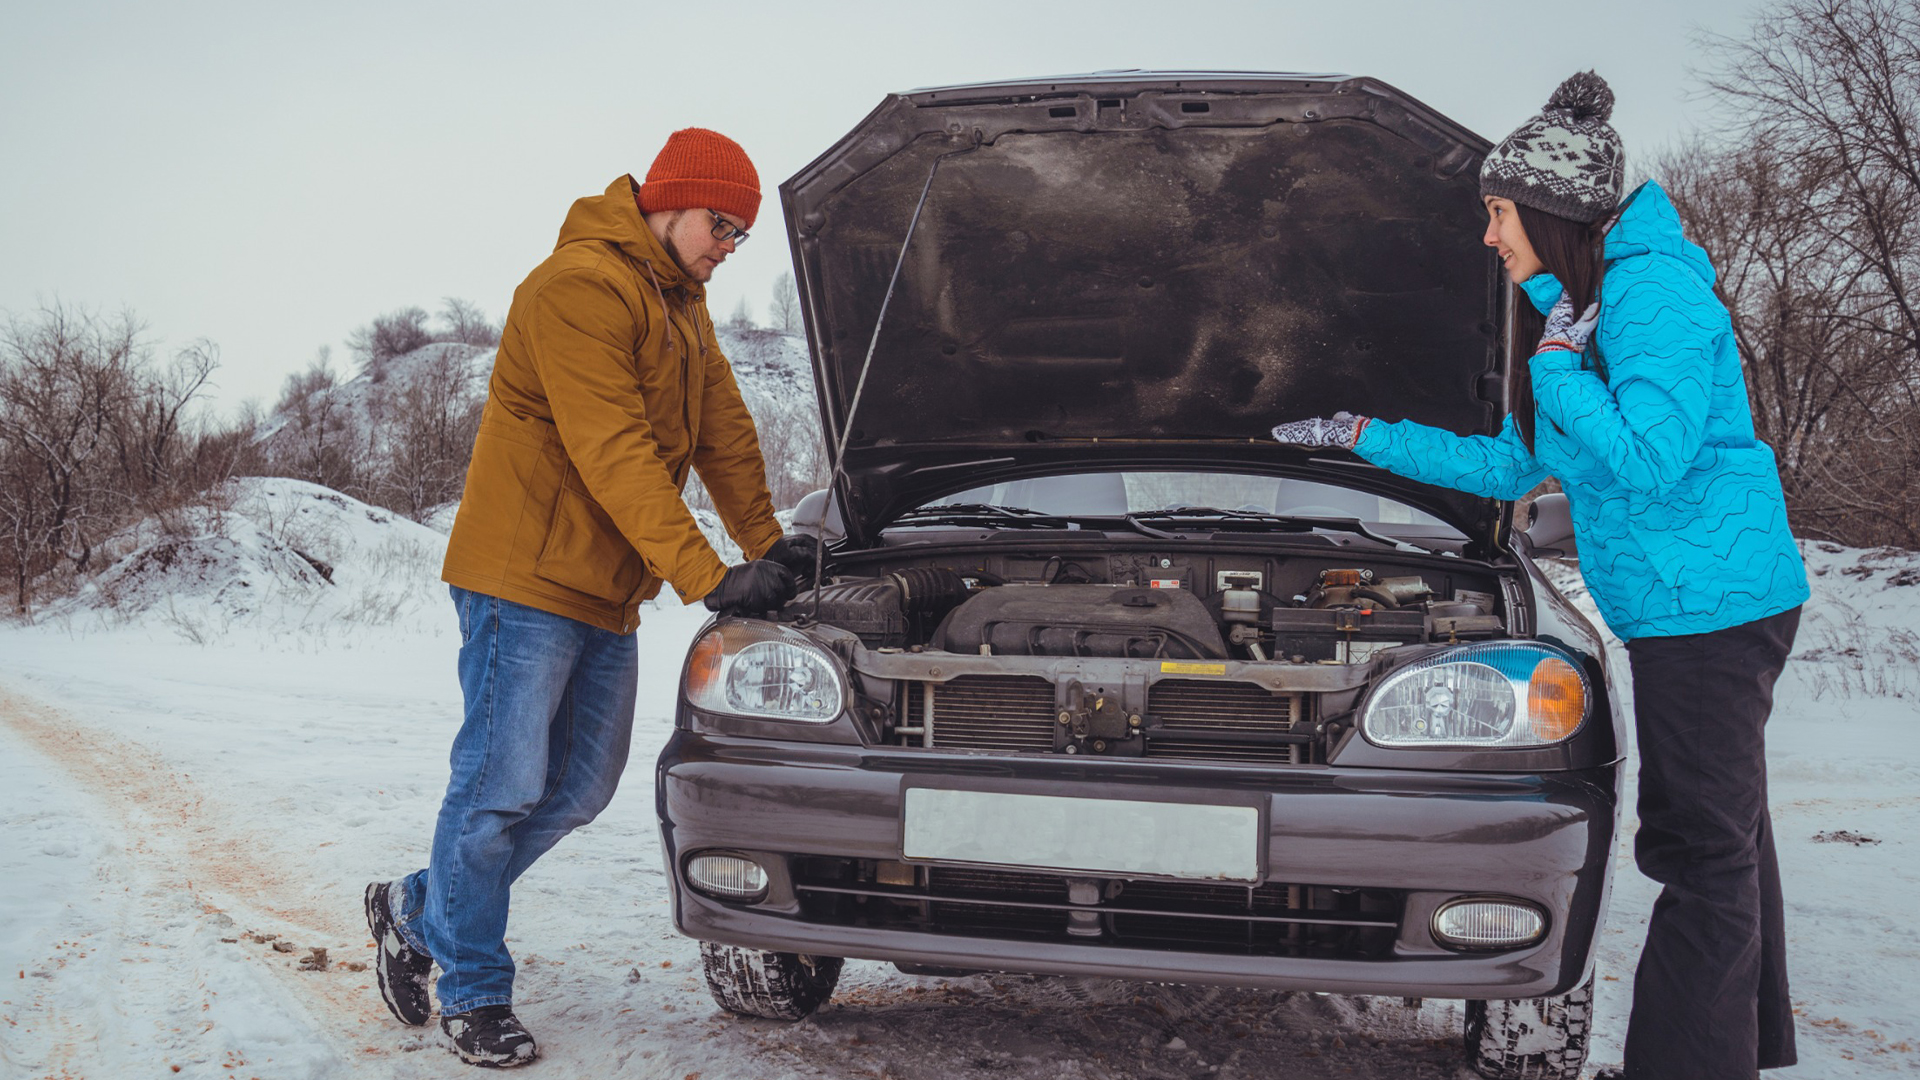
left=442, top=176, right=782, bottom=633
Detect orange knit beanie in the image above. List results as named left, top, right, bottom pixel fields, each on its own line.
left=636, top=128, right=761, bottom=229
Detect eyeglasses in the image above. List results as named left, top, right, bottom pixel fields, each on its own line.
left=708, top=210, right=749, bottom=246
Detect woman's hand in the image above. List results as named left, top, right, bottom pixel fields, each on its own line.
left=1539, top=291, right=1601, bottom=355
left=1271, top=411, right=1369, bottom=450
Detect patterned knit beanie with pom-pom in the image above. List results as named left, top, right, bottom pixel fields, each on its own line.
left=1480, top=71, right=1625, bottom=224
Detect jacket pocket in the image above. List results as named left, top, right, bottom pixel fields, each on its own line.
left=533, top=467, right=647, bottom=602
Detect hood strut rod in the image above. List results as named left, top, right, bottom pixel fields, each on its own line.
left=808, top=136, right=981, bottom=618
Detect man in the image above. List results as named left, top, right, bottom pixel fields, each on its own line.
left=362, top=128, right=816, bottom=1067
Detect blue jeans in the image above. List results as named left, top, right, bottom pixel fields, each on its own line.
left=393, top=586, right=638, bottom=1014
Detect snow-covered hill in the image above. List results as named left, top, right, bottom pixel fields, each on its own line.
left=259, top=327, right=812, bottom=450
left=714, top=325, right=815, bottom=404
left=254, top=343, right=494, bottom=447
left=45, top=476, right=764, bottom=639
left=45, top=478, right=452, bottom=641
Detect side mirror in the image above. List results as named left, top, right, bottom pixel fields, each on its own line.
left=1522, top=493, right=1576, bottom=558
left=791, top=488, right=845, bottom=546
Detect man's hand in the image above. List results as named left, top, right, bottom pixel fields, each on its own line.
left=703, top=560, right=799, bottom=614
left=1538, top=291, right=1600, bottom=355
left=1271, top=411, right=1369, bottom=450
left=761, top=534, right=822, bottom=587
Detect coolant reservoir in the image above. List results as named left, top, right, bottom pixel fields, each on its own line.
left=1221, top=588, right=1261, bottom=624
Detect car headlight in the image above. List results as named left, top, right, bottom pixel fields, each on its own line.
left=685, top=620, right=845, bottom=722
left=1360, top=643, right=1587, bottom=749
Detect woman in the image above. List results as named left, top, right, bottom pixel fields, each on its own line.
left=1271, top=72, right=1810, bottom=1079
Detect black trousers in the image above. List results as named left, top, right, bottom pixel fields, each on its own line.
left=1623, top=605, right=1801, bottom=1079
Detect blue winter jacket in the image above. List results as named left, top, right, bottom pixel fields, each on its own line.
left=1353, top=181, right=1808, bottom=641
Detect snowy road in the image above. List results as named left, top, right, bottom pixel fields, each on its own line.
left=3, top=541, right=1917, bottom=1079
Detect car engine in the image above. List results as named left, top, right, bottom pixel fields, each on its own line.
left=778, top=559, right=1505, bottom=664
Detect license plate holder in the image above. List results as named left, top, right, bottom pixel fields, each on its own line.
left=902, top=788, right=1260, bottom=882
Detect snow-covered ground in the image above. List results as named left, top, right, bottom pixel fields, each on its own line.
left=1, top=486, right=1915, bottom=1079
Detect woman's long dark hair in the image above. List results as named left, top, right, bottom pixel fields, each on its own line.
left=1511, top=203, right=1607, bottom=450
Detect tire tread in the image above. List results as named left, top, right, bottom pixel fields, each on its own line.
left=1464, top=974, right=1594, bottom=1080
left=699, top=941, right=843, bottom=1021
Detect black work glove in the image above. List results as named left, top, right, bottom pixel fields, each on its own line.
left=703, top=560, right=799, bottom=614
left=762, top=534, right=823, bottom=587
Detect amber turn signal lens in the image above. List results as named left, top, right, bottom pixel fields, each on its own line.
left=1527, top=656, right=1585, bottom=741
left=687, top=630, right=723, bottom=701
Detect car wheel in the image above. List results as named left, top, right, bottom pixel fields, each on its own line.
left=1463, top=971, right=1594, bottom=1080
left=698, top=941, right=843, bottom=1020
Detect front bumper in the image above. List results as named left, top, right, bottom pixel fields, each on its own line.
left=657, top=731, right=1619, bottom=999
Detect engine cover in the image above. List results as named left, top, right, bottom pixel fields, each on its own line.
left=933, top=585, right=1228, bottom=659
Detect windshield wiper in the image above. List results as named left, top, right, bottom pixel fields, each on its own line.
left=911, top=502, right=1046, bottom=517
left=1133, top=507, right=1441, bottom=554
left=891, top=505, right=1181, bottom=540
left=892, top=503, right=1074, bottom=528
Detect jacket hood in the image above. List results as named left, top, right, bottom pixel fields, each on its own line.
left=780, top=72, right=1512, bottom=548
left=555, top=176, right=700, bottom=297
left=1519, top=181, right=1710, bottom=314
left=1603, top=181, right=1714, bottom=286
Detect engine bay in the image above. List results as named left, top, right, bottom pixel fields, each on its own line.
left=776, top=550, right=1509, bottom=665
left=748, top=546, right=1530, bottom=764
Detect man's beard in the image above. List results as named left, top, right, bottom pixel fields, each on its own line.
left=665, top=236, right=714, bottom=282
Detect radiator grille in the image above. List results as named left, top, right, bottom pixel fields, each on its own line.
left=908, top=676, right=1057, bottom=753
left=1146, top=680, right=1299, bottom=765
left=791, top=860, right=1401, bottom=960
left=900, top=677, right=1302, bottom=764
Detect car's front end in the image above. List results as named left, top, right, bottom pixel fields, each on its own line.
left=656, top=71, right=1625, bottom=1078
left=658, top=527, right=1619, bottom=1002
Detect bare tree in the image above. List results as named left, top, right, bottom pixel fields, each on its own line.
left=0, top=306, right=139, bottom=607
left=373, top=345, right=485, bottom=520
left=110, top=339, right=218, bottom=524
left=725, top=295, right=756, bottom=329
left=1659, top=0, right=1920, bottom=547
left=267, top=349, right=363, bottom=496
left=0, top=305, right=228, bottom=612
left=769, top=271, right=803, bottom=334
left=345, top=306, right=434, bottom=380
left=439, top=297, right=501, bottom=348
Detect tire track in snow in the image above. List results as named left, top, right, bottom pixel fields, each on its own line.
left=0, top=684, right=401, bottom=1078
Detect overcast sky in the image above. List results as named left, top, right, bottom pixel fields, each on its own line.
left=2, top=0, right=1767, bottom=415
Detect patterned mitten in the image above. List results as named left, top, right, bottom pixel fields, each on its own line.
left=1538, top=291, right=1601, bottom=355
left=1270, top=411, right=1368, bottom=450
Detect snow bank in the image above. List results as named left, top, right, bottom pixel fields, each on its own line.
left=1794, top=542, right=1920, bottom=700
left=47, top=477, right=453, bottom=641
left=46, top=474, right=753, bottom=644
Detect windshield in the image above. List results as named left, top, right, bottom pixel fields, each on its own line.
left=924, top=471, right=1462, bottom=536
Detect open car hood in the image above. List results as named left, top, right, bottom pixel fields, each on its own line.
left=781, top=72, right=1512, bottom=549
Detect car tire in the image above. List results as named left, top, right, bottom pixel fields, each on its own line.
left=698, top=941, right=843, bottom=1021
left=1463, top=972, right=1594, bottom=1080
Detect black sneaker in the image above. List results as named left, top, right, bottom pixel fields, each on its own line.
left=441, top=1005, right=538, bottom=1068
left=364, top=880, right=433, bottom=1026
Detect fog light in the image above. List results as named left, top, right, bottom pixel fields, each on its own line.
left=686, top=853, right=768, bottom=901
left=1432, top=898, right=1546, bottom=949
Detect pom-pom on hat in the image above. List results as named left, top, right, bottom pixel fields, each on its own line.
left=637, top=128, right=761, bottom=229
left=1480, top=71, right=1625, bottom=224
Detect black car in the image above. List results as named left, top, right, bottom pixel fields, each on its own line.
left=656, top=71, right=1623, bottom=1080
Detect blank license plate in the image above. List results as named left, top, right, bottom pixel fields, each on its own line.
left=902, top=789, right=1260, bottom=882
